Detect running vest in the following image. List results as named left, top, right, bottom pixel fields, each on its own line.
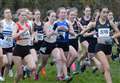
left=80, top=16, right=92, bottom=26
left=44, top=23, right=57, bottom=43
left=34, top=23, right=44, bottom=41
left=16, top=22, right=31, bottom=45
left=54, top=20, right=69, bottom=43
left=28, top=20, right=33, bottom=28
left=80, top=16, right=96, bottom=38
left=73, top=21, right=79, bottom=34
left=95, top=19, right=112, bottom=44
left=69, top=21, right=79, bottom=39
left=1, top=19, right=14, bottom=48
left=48, top=24, right=54, bottom=31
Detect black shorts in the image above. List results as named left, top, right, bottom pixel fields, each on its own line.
left=69, top=38, right=78, bottom=51
left=95, top=44, right=112, bottom=55
left=33, top=41, right=44, bottom=51
left=2, top=47, right=13, bottom=54
left=87, top=37, right=97, bottom=53
left=56, top=42, right=69, bottom=52
left=29, top=45, right=34, bottom=49
left=13, top=45, right=30, bottom=59
left=39, top=41, right=56, bottom=55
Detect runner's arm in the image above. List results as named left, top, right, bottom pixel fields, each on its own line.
left=68, top=22, right=76, bottom=36
left=110, top=21, right=119, bottom=33
left=80, top=22, right=96, bottom=35
left=12, top=24, right=27, bottom=39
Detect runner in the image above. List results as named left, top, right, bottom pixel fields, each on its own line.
left=23, top=8, right=38, bottom=79
left=12, top=9, right=36, bottom=83
left=32, top=9, right=46, bottom=80
left=84, top=10, right=102, bottom=73
left=115, top=20, right=120, bottom=62
left=0, top=33, right=8, bottom=81
left=67, top=7, right=80, bottom=74
left=0, top=8, right=15, bottom=80
left=43, top=10, right=68, bottom=81
left=81, top=7, right=119, bottom=83
left=54, top=7, right=77, bottom=80
left=79, top=6, right=92, bottom=72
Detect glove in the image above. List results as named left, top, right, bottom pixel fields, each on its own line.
left=0, top=33, right=4, bottom=39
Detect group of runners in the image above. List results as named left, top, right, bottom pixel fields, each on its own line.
left=0, top=5, right=120, bottom=83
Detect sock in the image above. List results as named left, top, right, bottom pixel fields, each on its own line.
left=71, top=63, right=76, bottom=72
left=40, top=67, right=46, bottom=78
left=76, top=61, right=80, bottom=72
left=55, top=62, right=62, bottom=77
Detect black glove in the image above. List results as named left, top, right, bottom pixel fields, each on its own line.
left=0, top=33, right=4, bottom=39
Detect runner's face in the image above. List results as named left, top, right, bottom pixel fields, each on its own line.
left=108, top=12, right=114, bottom=21
left=4, top=9, right=12, bottom=19
left=95, top=11, right=100, bottom=17
left=100, top=8, right=109, bottom=19
left=19, top=12, right=27, bottom=22
left=34, top=11, right=41, bottom=20
left=69, top=11, right=77, bottom=21
left=84, top=7, right=91, bottom=16
left=49, top=12, right=56, bottom=22
left=27, top=12, right=33, bottom=20
left=58, top=9, right=67, bottom=19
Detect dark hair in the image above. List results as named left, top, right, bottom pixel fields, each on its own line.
left=44, top=10, right=55, bottom=22
left=99, top=6, right=108, bottom=12
left=92, top=9, right=100, bottom=22
left=67, top=7, right=78, bottom=15
left=47, top=10, right=55, bottom=16
left=16, top=8, right=26, bottom=16
left=108, top=10, right=113, bottom=14
left=33, top=9, right=40, bottom=14
left=83, top=5, right=91, bottom=11
left=4, top=8, right=11, bottom=13
left=56, top=7, right=66, bottom=15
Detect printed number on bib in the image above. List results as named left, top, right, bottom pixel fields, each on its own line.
left=59, top=32, right=65, bottom=39
left=4, top=36, right=12, bottom=42
left=37, top=33, right=44, bottom=41
left=98, top=28, right=110, bottom=37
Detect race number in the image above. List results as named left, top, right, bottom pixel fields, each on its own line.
left=98, top=28, right=110, bottom=37
left=4, top=36, right=12, bottom=42
left=59, top=32, right=66, bottom=39
left=37, top=33, right=44, bottom=41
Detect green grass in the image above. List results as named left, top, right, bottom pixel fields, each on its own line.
left=2, top=45, right=120, bottom=83
left=2, top=60, right=120, bottom=83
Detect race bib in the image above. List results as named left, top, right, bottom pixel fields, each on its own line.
left=59, top=32, right=66, bottom=39
left=37, top=33, right=44, bottom=41
left=39, top=47, right=46, bottom=53
left=69, top=34, right=76, bottom=39
left=98, top=28, right=110, bottom=37
left=4, top=36, right=12, bottom=42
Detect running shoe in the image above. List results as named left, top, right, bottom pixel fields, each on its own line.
left=0, top=76, right=5, bottom=81
left=34, top=73, right=39, bottom=80
left=64, top=75, right=72, bottom=81
left=57, top=76, right=64, bottom=81
left=8, top=69, right=13, bottom=77
left=40, top=67, right=46, bottom=78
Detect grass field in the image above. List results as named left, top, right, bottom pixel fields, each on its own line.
left=2, top=45, right=120, bottom=83
left=2, top=59, right=120, bottom=83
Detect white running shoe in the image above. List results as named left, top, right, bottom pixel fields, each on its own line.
left=9, top=69, right=13, bottom=77
left=0, top=76, right=5, bottom=81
